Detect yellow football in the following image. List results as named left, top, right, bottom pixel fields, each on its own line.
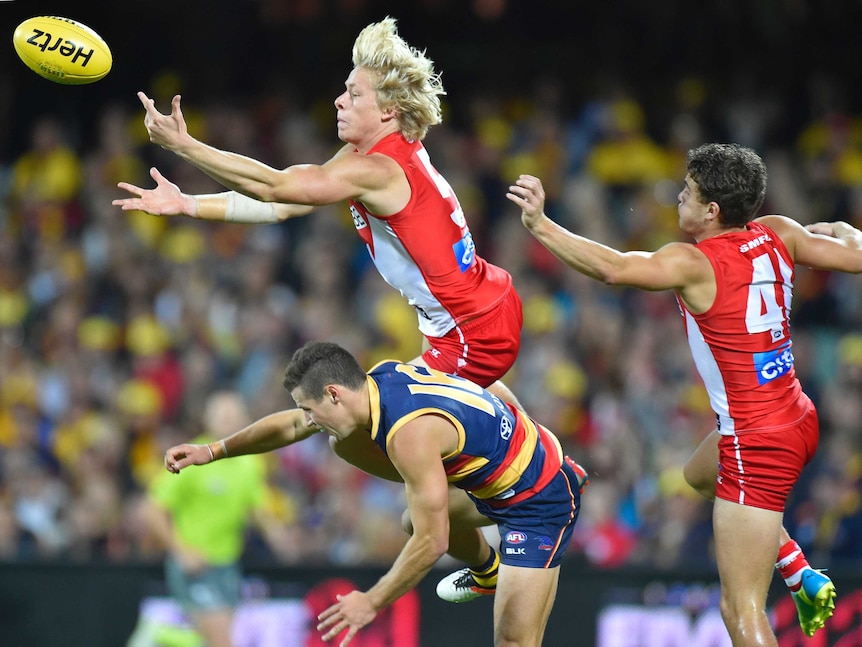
left=13, top=16, right=112, bottom=85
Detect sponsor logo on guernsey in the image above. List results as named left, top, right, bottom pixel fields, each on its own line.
left=505, top=547, right=526, bottom=555
left=499, top=415, right=513, bottom=441
left=452, top=231, right=476, bottom=272
left=753, top=342, right=794, bottom=384
left=506, top=531, right=528, bottom=544
left=738, top=233, right=772, bottom=253
left=349, top=204, right=367, bottom=230
left=450, top=209, right=468, bottom=228
left=537, top=536, right=554, bottom=551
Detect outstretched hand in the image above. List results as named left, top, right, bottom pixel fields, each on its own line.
left=164, top=443, right=214, bottom=474
left=138, top=91, right=190, bottom=152
left=113, top=167, right=195, bottom=216
left=317, top=591, right=377, bottom=646
left=506, top=174, right=547, bottom=229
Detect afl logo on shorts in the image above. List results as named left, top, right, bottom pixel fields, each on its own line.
left=505, top=531, right=528, bottom=544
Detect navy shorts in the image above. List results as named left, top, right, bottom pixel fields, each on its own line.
left=470, top=458, right=582, bottom=568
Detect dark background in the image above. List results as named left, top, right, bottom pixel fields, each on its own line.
left=3, top=0, right=862, bottom=160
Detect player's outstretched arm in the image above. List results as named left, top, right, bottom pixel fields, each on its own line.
left=508, top=174, right=705, bottom=291
left=136, top=92, right=384, bottom=209
left=805, top=220, right=862, bottom=249
left=113, top=167, right=314, bottom=223
left=761, top=215, right=862, bottom=273
left=164, top=409, right=320, bottom=473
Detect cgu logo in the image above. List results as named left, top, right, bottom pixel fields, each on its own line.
left=753, top=345, right=794, bottom=385
left=26, top=29, right=95, bottom=67
left=452, top=232, right=475, bottom=272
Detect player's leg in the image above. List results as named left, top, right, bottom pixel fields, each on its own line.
left=682, top=428, right=720, bottom=500
left=686, top=428, right=835, bottom=636
left=191, top=609, right=234, bottom=647
left=493, top=564, right=560, bottom=647
left=166, top=560, right=238, bottom=647
left=713, top=498, right=781, bottom=646
left=775, top=528, right=836, bottom=637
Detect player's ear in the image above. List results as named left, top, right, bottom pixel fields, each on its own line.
left=325, top=385, right=338, bottom=404
left=706, top=201, right=721, bottom=222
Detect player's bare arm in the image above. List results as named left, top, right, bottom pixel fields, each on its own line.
left=759, top=215, right=862, bottom=273
left=509, top=174, right=715, bottom=301
left=113, top=166, right=314, bottom=223
left=317, top=417, right=451, bottom=645
left=164, top=409, right=320, bottom=473
left=137, top=92, right=409, bottom=212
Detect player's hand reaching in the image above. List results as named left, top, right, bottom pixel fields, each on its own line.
left=317, top=591, right=378, bottom=646
left=806, top=222, right=840, bottom=236
left=113, top=167, right=196, bottom=217
left=138, top=91, right=191, bottom=152
left=507, top=174, right=547, bottom=230
left=806, top=220, right=862, bottom=248
left=164, top=443, right=215, bottom=474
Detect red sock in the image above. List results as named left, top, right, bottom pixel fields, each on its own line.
left=776, top=539, right=810, bottom=591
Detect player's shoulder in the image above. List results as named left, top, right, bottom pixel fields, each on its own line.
left=753, top=214, right=803, bottom=234
left=753, top=214, right=808, bottom=250
left=657, top=239, right=708, bottom=262
left=328, top=143, right=403, bottom=187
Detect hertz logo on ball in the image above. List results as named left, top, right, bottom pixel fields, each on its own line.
left=12, top=15, right=112, bottom=85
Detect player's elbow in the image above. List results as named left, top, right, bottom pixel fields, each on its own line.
left=598, top=264, right=627, bottom=286
left=417, top=528, right=449, bottom=560
left=429, top=534, right=449, bottom=560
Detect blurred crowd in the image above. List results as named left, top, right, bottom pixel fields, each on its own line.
left=1, top=64, right=862, bottom=576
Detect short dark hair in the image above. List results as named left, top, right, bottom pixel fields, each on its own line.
left=685, top=143, right=767, bottom=227
left=282, top=341, right=367, bottom=400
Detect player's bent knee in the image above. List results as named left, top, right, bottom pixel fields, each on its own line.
left=683, top=462, right=714, bottom=500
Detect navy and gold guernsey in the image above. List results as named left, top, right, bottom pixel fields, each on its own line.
left=367, top=360, right=583, bottom=568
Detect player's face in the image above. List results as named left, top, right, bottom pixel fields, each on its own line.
left=334, top=67, right=382, bottom=145
left=291, top=386, right=351, bottom=439
left=677, top=174, right=710, bottom=236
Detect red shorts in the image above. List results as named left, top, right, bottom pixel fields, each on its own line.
left=421, top=285, right=523, bottom=388
left=715, top=403, right=819, bottom=512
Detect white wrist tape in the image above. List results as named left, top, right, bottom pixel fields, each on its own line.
left=224, top=192, right=280, bottom=223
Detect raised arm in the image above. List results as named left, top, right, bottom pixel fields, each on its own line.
left=508, top=174, right=712, bottom=294
left=164, top=408, right=319, bottom=473
left=762, top=215, right=862, bottom=273
left=112, top=166, right=313, bottom=223
left=317, top=416, right=451, bottom=645
left=137, top=92, right=400, bottom=210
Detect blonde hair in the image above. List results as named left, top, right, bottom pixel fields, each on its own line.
left=352, top=17, right=445, bottom=140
